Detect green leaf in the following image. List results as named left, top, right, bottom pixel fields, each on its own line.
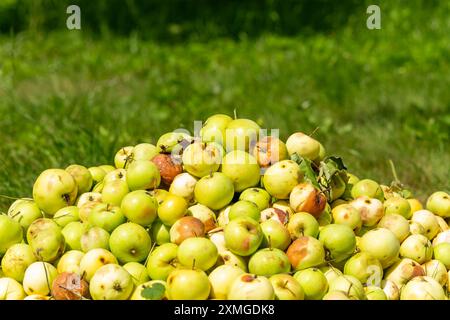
left=290, top=153, right=320, bottom=189
left=141, top=282, right=166, bottom=300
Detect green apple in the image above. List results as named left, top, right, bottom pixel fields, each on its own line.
left=407, top=198, right=423, bottom=214
left=208, top=230, right=227, bottom=253
left=0, top=215, right=23, bottom=256
left=78, top=201, right=101, bottom=222
left=319, top=224, right=356, bottom=263
left=186, top=204, right=217, bottom=232
left=294, top=268, right=328, bottom=300
left=99, top=165, right=116, bottom=174
left=343, top=252, right=383, bottom=285
left=146, top=243, right=179, bottom=280
left=359, top=228, right=400, bottom=268
left=166, top=268, right=210, bottom=300
left=217, top=250, right=248, bottom=271
left=88, top=167, right=107, bottom=185
left=0, top=277, right=26, bottom=300
left=248, top=248, right=290, bottom=276
left=435, top=216, right=448, bottom=232
left=157, top=193, right=188, bottom=226
left=123, top=262, right=150, bottom=286
left=351, top=179, right=384, bottom=201
left=169, top=216, right=205, bottom=245
left=252, top=136, right=288, bottom=168
left=227, top=274, right=274, bottom=300
left=432, top=230, right=450, bottom=247
left=217, top=205, right=231, bottom=227
left=23, top=262, right=58, bottom=296
left=88, top=203, right=126, bottom=232
left=317, top=204, right=332, bottom=226
left=224, top=118, right=260, bottom=152
left=342, top=173, right=359, bottom=200
left=103, top=168, right=126, bottom=184
left=130, top=280, right=167, bottom=300
left=89, top=264, right=134, bottom=300
left=286, top=236, right=325, bottom=271
left=322, top=291, right=352, bottom=300
left=79, top=248, right=118, bottom=282
left=208, top=264, right=245, bottom=299
left=200, top=113, right=233, bottom=145
left=290, top=182, right=327, bottom=218
left=329, top=275, right=365, bottom=300
left=377, top=214, right=410, bottom=242
left=27, top=218, right=65, bottom=262
left=221, top=150, right=260, bottom=192
left=109, top=222, right=152, bottom=263
left=384, top=197, right=412, bottom=219
left=426, top=191, right=450, bottom=218
left=101, top=180, right=129, bottom=206
left=150, top=219, right=171, bottom=245
left=381, top=279, right=400, bottom=300
left=150, top=189, right=169, bottom=205
left=239, top=187, right=271, bottom=211
left=53, top=206, right=79, bottom=227
left=126, top=160, right=161, bottom=191
left=400, top=276, right=446, bottom=300
left=269, top=274, right=304, bottom=300
left=319, top=266, right=343, bottom=285
left=433, top=243, right=450, bottom=268
left=76, top=192, right=102, bottom=208
left=182, top=142, right=222, bottom=178
left=423, top=260, right=448, bottom=287
left=288, top=212, right=319, bottom=239
left=177, top=237, right=218, bottom=271
left=57, top=250, right=84, bottom=274
left=121, top=190, right=158, bottom=226
left=350, top=196, right=384, bottom=226
left=133, top=143, right=159, bottom=161
left=62, top=221, right=86, bottom=251
left=411, top=210, right=440, bottom=240
left=32, top=169, right=78, bottom=215
left=409, top=221, right=426, bottom=236
left=1, top=243, right=36, bottom=282
left=228, top=200, right=260, bottom=221
left=263, top=160, right=302, bottom=199
left=66, top=164, right=93, bottom=194
left=224, top=216, right=263, bottom=256
left=7, top=198, right=42, bottom=231
left=364, top=286, right=387, bottom=300
left=285, top=132, right=321, bottom=160
left=260, top=220, right=291, bottom=251
left=260, top=207, right=289, bottom=225
left=194, top=172, right=234, bottom=210
left=332, top=204, right=362, bottom=231
left=80, top=227, right=110, bottom=252
left=157, top=131, right=191, bottom=154
left=169, top=172, right=197, bottom=204
left=400, top=234, right=433, bottom=264
left=328, top=174, right=346, bottom=201
left=114, top=146, right=134, bottom=169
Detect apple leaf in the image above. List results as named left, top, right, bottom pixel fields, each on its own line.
left=290, top=153, right=320, bottom=189
left=141, top=282, right=166, bottom=300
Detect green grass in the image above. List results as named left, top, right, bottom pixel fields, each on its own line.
left=0, top=5, right=449, bottom=210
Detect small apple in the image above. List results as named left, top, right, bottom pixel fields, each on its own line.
left=121, top=190, right=158, bottom=226
left=285, top=132, right=321, bottom=160
left=166, top=268, right=211, bottom=300
left=272, top=200, right=295, bottom=218
left=422, top=260, right=447, bottom=287
left=317, top=204, right=332, bottom=226
left=114, top=146, right=134, bottom=169
left=332, top=204, right=362, bottom=232
left=168, top=172, right=197, bottom=204
left=260, top=220, right=291, bottom=251
left=200, top=114, right=233, bottom=145
left=182, top=142, right=222, bottom=178
left=252, top=136, right=288, bottom=168
left=407, top=198, right=423, bottom=214
left=426, top=191, right=450, bottom=218
left=319, top=224, right=356, bottom=263
left=157, top=193, right=188, bottom=226
left=52, top=272, right=90, bottom=300
left=89, top=264, right=134, bottom=300
left=66, top=164, right=93, bottom=194
left=53, top=206, right=79, bottom=227
left=377, top=213, right=410, bottom=242
left=224, top=216, right=263, bottom=256
left=76, top=192, right=102, bottom=208
left=150, top=219, right=171, bottom=245
left=170, top=216, right=205, bottom=244
left=23, top=294, right=51, bottom=300
left=217, top=250, right=248, bottom=271
left=328, top=174, right=347, bottom=201
left=80, top=226, right=110, bottom=252
left=435, top=216, right=449, bottom=232
left=286, top=236, right=325, bottom=271
left=0, top=277, right=26, bottom=300
left=433, top=243, right=450, bottom=268
left=269, top=274, right=304, bottom=300
left=7, top=198, right=42, bottom=231
left=225, top=118, right=260, bottom=152
left=98, top=165, right=116, bottom=174
left=343, top=252, right=383, bottom=285
left=342, top=173, right=359, bottom=200
left=217, top=205, right=231, bottom=227
left=79, top=248, right=118, bottom=282
left=262, top=160, right=303, bottom=199
left=123, top=262, right=150, bottom=286
left=432, top=230, right=450, bottom=247
left=78, top=201, right=101, bottom=222
left=227, top=274, right=274, bottom=300
left=221, top=150, right=260, bottom=192
left=400, top=276, right=446, bottom=300
left=130, top=280, right=167, bottom=300
left=152, top=153, right=183, bottom=185
left=319, top=266, right=343, bottom=285
left=88, top=167, right=107, bottom=185
left=364, top=286, right=387, bottom=300
left=126, top=159, right=161, bottom=191
left=186, top=204, right=217, bottom=232
left=194, top=172, right=235, bottom=210
left=0, top=215, right=23, bottom=256
left=289, top=182, right=327, bottom=218
left=61, top=221, right=87, bottom=251
left=411, top=210, right=440, bottom=240
left=399, top=235, right=432, bottom=264
left=228, top=200, right=260, bottom=221
left=177, top=237, right=218, bottom=271
left=351, top=179, right=384, bottom=201
left=409, top=221, right=426, bottom=236
left=146, top=243, right=179, bottom=281
left=88, top=203, right=126, bottom=232
left=208, top=265, right=245, bottom=299
left=27, top=218, right=65, bottom=262
left=359, top=228, right=400, bottom=268
left=103, top=168, right=126, bottom=184
left=384, top=197, right=412, bottom=219
left=328, top=275, right=366, bottom=300
left=239, top=187, right=271, bottom=211
left=23, top=261, right=58, bottom=296
left=248, top=248, right=290, bottom=276
left=260, top=207, right=289, bottom=225
left=33, top=169, right=78, bottom=216
left=287, top=212, right=319, bottom=239
left=133, top=143, right=159, bottom=161
left=293, top=268, right=328, bottom=300
left=1, top=243, right=36, bottom=282
left=109, top=222, right=152, bottom=263
left=150, top=188, right=169, bottom=205
left=157, top=131, right=192, bottom=154
left=331, top=199, right=348, bottom=209
left=101, top=180, right=129, bottom=206
left=57, top=250, right=84, bottom=274
left=350, top=196, right=384, bottom=226
left=208, top=230, right=227, bottom=253
left=381, top=279, right=400, bottom=300
left=322, top=291, right=352, bottom=300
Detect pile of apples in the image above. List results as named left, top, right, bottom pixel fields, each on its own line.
left=0, top=113, right=449, bottom=300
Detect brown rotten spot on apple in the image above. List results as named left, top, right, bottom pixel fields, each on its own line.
left=286, top=237, right=309, bottom=269
left=52, top=272, right=90, bottom=300
left=152, top=154, right=183, bottom=185
left=170, top=216, right=205, bottom=245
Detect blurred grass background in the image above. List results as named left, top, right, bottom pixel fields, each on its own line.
left=0, top=0, right=449, bottom=210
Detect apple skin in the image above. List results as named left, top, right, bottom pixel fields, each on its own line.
left=426, top=191, right=450, bottom=218
left=177, top=237, right=218, bottom=271
left=23, top=261, right=58, bottom=296
left=1, top=243, right=36, bottom=282
left=27, top=218, right=65, bottom=262
left=350, top=196, right=384, bottom=226
left=88, top=203, right=126, bottom=232
left=109, top=222, right=152, bottom=263
left=248, top=248, right=291, bottom=276
left=121, top=190, right=158, bottom=226
left=289, top=182, right=327, bottom=218
left=317, top=204, right=332, bottom=226
left=157, top=193, right=188, bottom=226
left=88, top=167, right=107, bottom=185
left=53, top=206, right=79, bottom=227
left=433, top=243, right=450, bottom=268
left=221, top=150, right=261, bottom=192
left=260, top=220, right=291, bottom=251
left=57, top=250, right=85, bottom=274
left=123, top=262, right=150, bottom=286
left=239, top=187, right=271, bottom=211
left=294, top=268, right=328, bottom=300
left=224, top=216, right=263, bottom=256
left=269, top=274, right=304, bottom=300
left=52, top=272, right=90, bottom=300
left=66, top=164, right=93, bottom=194
left=98, top=165, right=116, bottom=174
left=432, top=230, right=450, bottom=247
left=343, top=252, right=383, bottom=285
left=322, top=291, right=352, bottom=300
left=133, top=143, right=159, bottom=161
left=228, top=200, right=260, bottom=221
left=62, top=221, right=87, bottom=251
left=252, top=136, right=288, bottom=168
left=227, top=274, right=275, bottom=300
left=208, top=265, right=245, bottom=299
left=400, top=276, right=446, bottom=300
left=186, top=204, right=217, bottom=232
left=286, top=236, right=325, bottom=271
left=285, top=132, right=321, bottom=160
left=169, top=216, right=205, bottom=245
left=114, top=146, right=134, bottom=169
left=169, top=172, right=197, bottom=204
left=0, top=277, right=26, bottom=300
left=80, top=227, right=110, bottom=252
left=89, top=264, right=134, bottom=300
left=329, top=174, right=347, bottom=201
left=200, top=114, right=233, bottom=145
left=381, top=279, right=400, bottom=300
left=217, top=250, right=248, bottom=271
left=332, top=204, right=362, bottom=232
left=351, top=179, right=384, bottom=201
left=364, top=286, right=387, bottom=300
left=288, top=212, right=319, bottom=239
left=7, top=199, right=43, bottom=231
left=329, top=275, right=366, bottom=300
left=0, top=215, right=23, bottom=256
left=182, top=142, right=222, bottom=178
left=319, top=224, right=356, bottom=263
left=224, top=118, right=260, bottom=152
left=260, top=207, right=289, bottom=225
left=79, top=248, right=118, bottom=282
left=151, top=219, right=171, bottom=245
left=166, top=268, right=211, bottom=300
left=384, top=197, right=412, bottom=219
left=422, top=260, right=447, bottom=287
left=157, top=131, right=192, bottom=154
left=263, top=160, right=303, bottom=199
left=194, top=172, right=235, bottom=210
left=130, top=280, right=167, bottom=300
left=217, top=205, right=231, bottom=227
left=33, top=169, right=78, bottom=216
left=126, top=159, right=161, bottom=191
left=407, top=198, right=423, bottom=214
left=399, top=234, right=433, bottom=264
left=409, top=221, right=426, bottom=236
left=103, top=168, right=127, bottom=184
left=377, top=213, right=410, bottom=242
left=411, top=210, right=440, bottom=240
left=101, top=180, right=130, bottom=206
left=435, top=216, right=449, bottom=232
left=319, top=266, right=343, bottom=285
left=152, top=153, right=183, bottom=185
left=359, top=228, right=400, bottom=268
left=146, top=243, right=179, bottom=281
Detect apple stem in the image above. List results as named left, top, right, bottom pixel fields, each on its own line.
left=0, top=194, right=22, bottom=201
left=233, top=108, right=238, bottom=120
left=192, top=259, right=196, bottom=270
left=308, top=127, right=319, bottom=138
